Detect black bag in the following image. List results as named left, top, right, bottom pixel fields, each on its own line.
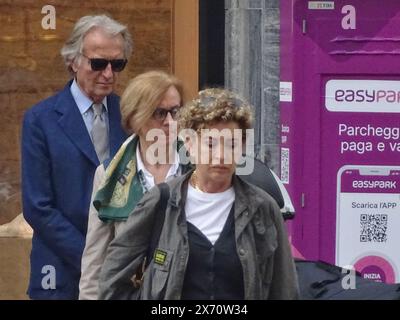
left=238, top=156, right=295, bottom=220
left=296, top=259, right=400, bottom=300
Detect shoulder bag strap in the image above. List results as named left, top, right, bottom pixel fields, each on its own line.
left=145, top=182, right=170, bottom=267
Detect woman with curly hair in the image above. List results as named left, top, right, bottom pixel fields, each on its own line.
left=98, top=88, right=299, bottom=300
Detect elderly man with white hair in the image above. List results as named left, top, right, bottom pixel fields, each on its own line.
left=21, top=15, right=132, bottom=299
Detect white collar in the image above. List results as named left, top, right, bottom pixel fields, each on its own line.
left=70, top=78, right=108, bottom=114
left=136, top=142, right=180, bottom=181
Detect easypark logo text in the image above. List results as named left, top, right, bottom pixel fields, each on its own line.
left=326, top=80, right=400, bottom=113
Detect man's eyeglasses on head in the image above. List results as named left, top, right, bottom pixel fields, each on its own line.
left=152, top=106, right=180, bottom=121
left=80, top=53, right=127, bottom=72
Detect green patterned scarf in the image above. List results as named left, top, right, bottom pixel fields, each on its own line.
left=93, top=135, right=144, bottom=222
left=93, top=135, right=190, bottom=222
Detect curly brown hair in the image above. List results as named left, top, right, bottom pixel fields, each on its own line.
left=177, top=88, right=253, bottom=133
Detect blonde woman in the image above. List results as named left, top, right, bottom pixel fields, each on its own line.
left=79, top=70, right=191, bottom=299
left=98, top=88, right=299, bottom=300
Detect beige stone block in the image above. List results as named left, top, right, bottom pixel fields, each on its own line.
left=0, top=237, right=31, bottom=300
left=0, top=65, right=68, bottom=94
left=0, top=5, right=26, bottom=41
left=129, top=9, right=172, bottom=69
left=9, top=91, right=55, bottom=123
left=26, top=6, right=69, bottom=42
left=0, top=5, right=28, bottom=69
left=0, top=93, right=14, bottom=125
left=0, top=214, right=32, bottom=238
left=0, top=125, right=19, bottom=160
left=25, top=40, right=69, bottom=89
left=0, top=160, right=21, bottom=225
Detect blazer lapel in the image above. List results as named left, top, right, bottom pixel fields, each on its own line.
left=107, top=94, right=127, bottom=156
left=54, top=82, right=99, bottom=166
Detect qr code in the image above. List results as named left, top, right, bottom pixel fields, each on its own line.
left=280, top=148, right=289, bottom=184
left=360, top=214, right=388, bottom=242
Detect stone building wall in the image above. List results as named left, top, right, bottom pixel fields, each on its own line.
left=225, top=0, right=280, bottom=172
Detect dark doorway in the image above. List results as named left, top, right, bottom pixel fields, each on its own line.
left=199, top=0, right=225, bottom=89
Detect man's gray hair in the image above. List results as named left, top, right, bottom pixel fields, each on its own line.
left=60, top=15, right=133, bottom=74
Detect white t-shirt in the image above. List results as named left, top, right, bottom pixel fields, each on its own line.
left=185, top=184, right=235, bottom=245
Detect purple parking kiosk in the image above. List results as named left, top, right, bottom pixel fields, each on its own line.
left=281, top=0, right=400, bottom=283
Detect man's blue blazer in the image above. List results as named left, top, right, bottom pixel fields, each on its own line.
left=21, top=81, right=127, bottom=299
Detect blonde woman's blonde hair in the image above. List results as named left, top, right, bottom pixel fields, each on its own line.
left=177, top=88, right=253, bottom=135
left=120, top=70, right=183, bottom=134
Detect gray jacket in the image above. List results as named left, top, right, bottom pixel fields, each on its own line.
left=98, top=171, right=299, bottom=300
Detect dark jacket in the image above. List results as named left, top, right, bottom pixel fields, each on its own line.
left=21, top=81, right=127, bottom=299
left=98, top=171, right=299, bottom=300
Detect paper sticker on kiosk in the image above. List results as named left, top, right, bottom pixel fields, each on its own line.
left=336, top=165, right=400, bottom=283
left=326, top=80, right=400, bottom=113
